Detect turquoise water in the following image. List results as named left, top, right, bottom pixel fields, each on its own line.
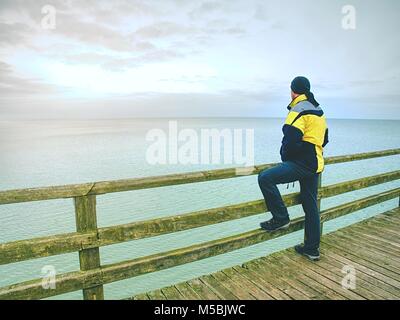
left=0, top=118, right=399, bottom=299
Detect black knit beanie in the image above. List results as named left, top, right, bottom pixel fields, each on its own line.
left=291, top=76, right=319, bottom=107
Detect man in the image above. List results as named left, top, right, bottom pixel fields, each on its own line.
left=258, top=76, right=328, bottom=261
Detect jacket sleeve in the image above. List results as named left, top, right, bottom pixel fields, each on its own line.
left=280, top=116, right=305, bottom=161
left=322, top=128, right=329, bottom=147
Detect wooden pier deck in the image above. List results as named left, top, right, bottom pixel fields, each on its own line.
left=133, top=207, right=400, bottom=300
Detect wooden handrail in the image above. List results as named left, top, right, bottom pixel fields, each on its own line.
left=1, top=170, right=399, bottom=266
left=0, top=148, right=399, bottom=205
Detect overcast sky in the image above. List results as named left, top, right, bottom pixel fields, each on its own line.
left=0, top=0, right=399, bottom=119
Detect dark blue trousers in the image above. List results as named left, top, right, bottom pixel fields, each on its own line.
left=258, top=161, right=320, bottom=250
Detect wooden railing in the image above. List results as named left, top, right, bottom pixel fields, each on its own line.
left=0, top=148, right=399, bottom=300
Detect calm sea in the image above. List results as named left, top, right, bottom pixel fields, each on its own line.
left=0, top=118, right=399, bottom=299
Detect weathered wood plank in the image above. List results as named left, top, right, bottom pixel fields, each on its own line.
left=247, top=259, right=313, bottom=300
left=0, top=196, right=283, bottom=265
left=321, top=241, right=400, bottom=283
left=199, top=274, right=239, bottom=300
left=0, top=231, right=97, bottom=266
left=0, top=268, right=102, bottom=300
left=321, top=237, right=400, bottom=275
left=96, top=196, right=281, bottom=245
left=98, top=218, right=304, bottom=286
left=322, top=249, right=400, bottom=290
left=376, top=208, right=400, bottom=219
left=323, top=235, right=400, bottom=272
left=95, top=145, right=400, bottom=196
left=367, top=211, right=400, bottom=226
left=132, top=293, right=150, bottom=300
left=333, top=229, right=400, bottom=259
left=186, top=279, right=220, bottom=299
left=350, top=225, right=400, bottom=248
left=379, top=212, right=400, bottom=223
left=222, top=268, right=274, bottom=300
left=211, top=271, right=255, bottom=300
left=327, top=233, right=400, bottom=266
left=324, top=148, right=400, bottom=165
left=0, top=183, right=95, bottom=205
left=337, top=218, right=400, bottom=246
left=314, top=252, right=400, bottom=299
left=161, top=286, right=185, bottom=300
left=360, top=219, right=400, bottom=239
left=363, top=216, right=400, bottom=235
left=357, top=220, right=400, bottom=241
left=264, top=254, right=349, bottom=300
left=74, top=195, right=104, bottom=300
left=282, top=253, right=378, bottom=300
left=320, top=188, right=400, bottom=223
left=232, top=265, right=291, bottom=300
left=0, top=149, right=398, bottom=205
left=174, top=282, right=202, bottom=300
left=147, top=290, right=167, bottom=300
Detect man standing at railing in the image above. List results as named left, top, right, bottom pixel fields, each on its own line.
left=258, top=76, right=329, bottom=261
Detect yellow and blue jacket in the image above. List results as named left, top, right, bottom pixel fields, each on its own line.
left=280, top=94, right=329, bottom=173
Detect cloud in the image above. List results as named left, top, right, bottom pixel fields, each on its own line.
left=0, top=22, right=31, bottom=46
left=134, top=21, right=195, bottom=39
left=53, top=16, right=134, bottom=52
left=0, top=0, right=158, bottom=23
left=0, top=61, right=58, bottom=96
left=0, top=1, right=165, bottom=51
left=253, top=3, right=268, bottom=21
left=101, top=49, right=185, bottom=71
left=189, top=1, right=224, bottom=19
left=0, top=0, right=399, bottom=119
left=0, top=0, right=248, bottom=55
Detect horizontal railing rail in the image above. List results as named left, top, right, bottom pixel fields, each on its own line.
left=1, top=170, right=399, bottom=266
left=0, top=148, right=399, bottom=205
left=0, top=148, right=399, bottom=300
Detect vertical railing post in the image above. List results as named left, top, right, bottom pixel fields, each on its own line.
left=74, top=195, right=104, bottom=300
left=317, top=173, right=323, bottom=236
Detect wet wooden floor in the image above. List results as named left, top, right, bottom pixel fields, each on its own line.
left=132, top=207, right=400, bottom=300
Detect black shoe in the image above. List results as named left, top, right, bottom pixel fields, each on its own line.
left=294, top=244, right=320, bottom=261
left=260, top=218, right=290, bottom=232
